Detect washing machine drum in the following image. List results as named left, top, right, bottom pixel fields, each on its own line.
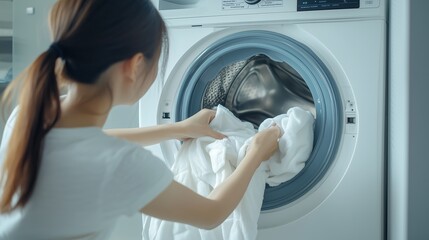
left=173, top=30, right=343, bottom=210
left=202, top=54, right=315, bottom=127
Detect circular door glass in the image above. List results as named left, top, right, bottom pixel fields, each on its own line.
left=174, top=30, right=343, bottom=210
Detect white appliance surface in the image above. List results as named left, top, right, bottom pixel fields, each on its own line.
left=140, top=1, right=386, bottom=239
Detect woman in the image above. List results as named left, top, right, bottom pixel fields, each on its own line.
left=0, top=0, right=280, bottom=239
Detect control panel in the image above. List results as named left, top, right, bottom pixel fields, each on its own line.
left=221, top=0, right=284, bottom=10
left=298, top=0, right=359, bottom=11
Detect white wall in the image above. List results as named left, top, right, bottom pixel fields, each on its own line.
left=407, top=1, right=429, bottom=239
left=0, top=1, right=13, bottom=26
left=388, top=1, right=429, bottom=240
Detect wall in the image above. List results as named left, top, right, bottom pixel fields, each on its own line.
left=388, top=1, right=429, bottom=240
left=0, top=1, right=13, bottom=28
left=407, top=1, right=429, bottom=239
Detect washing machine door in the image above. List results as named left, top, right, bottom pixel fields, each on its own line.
left=157, top=27, right=351, bottom=227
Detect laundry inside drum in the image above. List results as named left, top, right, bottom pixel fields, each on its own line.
left=202, top=54, right=316, bottom=127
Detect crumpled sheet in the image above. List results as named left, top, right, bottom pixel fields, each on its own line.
left=142, top=105, right=314, bottom=240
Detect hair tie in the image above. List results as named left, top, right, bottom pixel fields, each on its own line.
left=49, top=43, right=65, bottom=59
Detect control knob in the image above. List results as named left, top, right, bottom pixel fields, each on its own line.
left=245, top=0, right=261, bottom=5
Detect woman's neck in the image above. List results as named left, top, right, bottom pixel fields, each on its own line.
left=55, top=83, right=113, bottom=128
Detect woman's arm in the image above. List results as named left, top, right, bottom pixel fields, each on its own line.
left=105, top=124, right=183, bottom=146
left=141, top=125, right=280, bottom=229
left=104, top=109, right=225, bottom=146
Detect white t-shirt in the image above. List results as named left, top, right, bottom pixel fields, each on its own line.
left=0, top=109, right=173, bottom=240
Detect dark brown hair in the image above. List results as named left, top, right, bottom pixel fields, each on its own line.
left=0, top=0, right=168, bottom=213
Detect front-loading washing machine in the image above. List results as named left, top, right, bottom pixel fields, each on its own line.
left=139, top=0, right=386, bottom=239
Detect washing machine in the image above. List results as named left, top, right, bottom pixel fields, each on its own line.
left=139, top=0, right=386, bottom=239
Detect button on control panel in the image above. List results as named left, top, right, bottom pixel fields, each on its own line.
left=345, top=99, right=357, bottom=134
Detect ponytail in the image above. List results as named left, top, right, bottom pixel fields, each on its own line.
left=0, top=46, right=61, bottom=213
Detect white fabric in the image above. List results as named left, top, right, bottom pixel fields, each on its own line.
left=142, top=105, right=314, bottom=240
left=240, top=107, right=315, bottom=187
left=0, top=108, right=173, bottom=240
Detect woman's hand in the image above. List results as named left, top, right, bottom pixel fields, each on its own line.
left=176, top=109, right=225, bottom=141
left=246, top=125, right=281, bottom=163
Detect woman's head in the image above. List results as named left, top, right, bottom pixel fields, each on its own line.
left=50, top=0, right=168, bottom=103
left=0, top=0, right=168, bottom=213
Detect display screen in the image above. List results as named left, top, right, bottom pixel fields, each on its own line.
left=297, top=0, right=359, bottom=11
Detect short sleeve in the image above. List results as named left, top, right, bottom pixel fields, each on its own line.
left=100, top=144, right=173, bottom=217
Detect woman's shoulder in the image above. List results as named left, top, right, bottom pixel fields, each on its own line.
left=47, top=127, right=153, bottom=160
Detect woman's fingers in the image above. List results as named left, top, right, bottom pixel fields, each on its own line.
left=203, top=110, right=225, bottom=139
left=207, top=109, right=217, bottom=123
left=206, top=128, right=226, bottom=140
left=270, top=124, right=282, bottom=138
left=247, top=125, right=282, bottom=162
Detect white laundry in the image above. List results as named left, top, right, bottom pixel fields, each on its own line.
left=239, top=107, right=315, bottom=187
left=142, top=105, right=314, bottom=240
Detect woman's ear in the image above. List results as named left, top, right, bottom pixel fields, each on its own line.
left=122, top=53, right=144, bottom=84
